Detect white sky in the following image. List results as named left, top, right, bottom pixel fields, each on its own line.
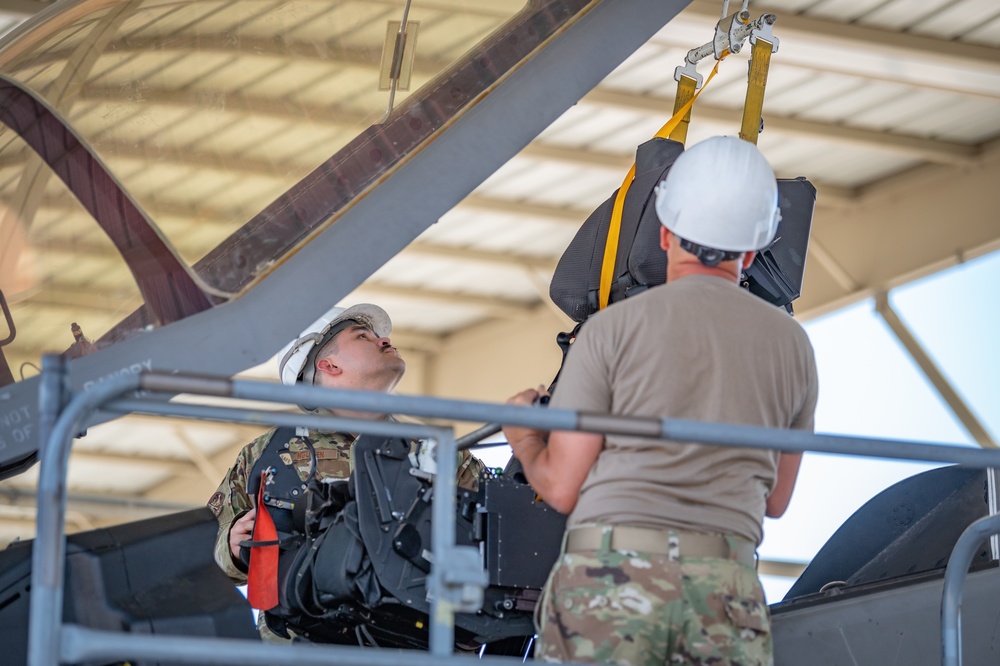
left=759, top=249, right=999, bottom=601
left=477, top=249, right=1000, bottom=604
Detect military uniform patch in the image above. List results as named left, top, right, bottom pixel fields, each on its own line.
left=207, top=491, right=224, bottom=517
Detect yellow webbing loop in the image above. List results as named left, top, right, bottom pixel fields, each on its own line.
left=668, top=75, right=698, bottom=145
left=739, top=38, right=773, bottom=144
left=597, top=55, right=727, bottom=311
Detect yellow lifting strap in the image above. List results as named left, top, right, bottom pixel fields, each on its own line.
left=597, top=55, right=728, bottom=311
left=739, top=37, right=774, bottom=145
left=668, top=75, right=698, bottom=146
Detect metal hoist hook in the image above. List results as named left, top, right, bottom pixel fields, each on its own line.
left=719, top=1, right=752, bottom=19
left=668, top=4, right=779, bottom=146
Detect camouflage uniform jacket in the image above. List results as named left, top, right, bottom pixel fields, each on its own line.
left=209, top=425, right=484, bottom=584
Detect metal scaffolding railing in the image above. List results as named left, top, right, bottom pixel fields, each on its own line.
left=941, top=514, right=1000, bottom=666
left=28, top=355, right=1000, bottom=666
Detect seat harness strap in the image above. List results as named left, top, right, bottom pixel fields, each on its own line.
left=598, top=54, right=728, bottom=311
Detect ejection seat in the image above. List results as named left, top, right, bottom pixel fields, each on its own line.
left=263, top=434, right=565, bottom=653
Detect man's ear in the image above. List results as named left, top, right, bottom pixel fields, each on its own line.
left=315, top=356, right=342, bottom=378
left=742, top=250, right=757, bottom=270
left=660, top=226, right=671, bottom=251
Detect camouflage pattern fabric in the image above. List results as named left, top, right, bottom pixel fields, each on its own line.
left=536, top=539, right=772, bottom=665
left=209, top=427, right=356, bottom=584
left=209, top=426, right=485, bottom=585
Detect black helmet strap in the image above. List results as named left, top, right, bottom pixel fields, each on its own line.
left=677, top=237, right=741, bottom=268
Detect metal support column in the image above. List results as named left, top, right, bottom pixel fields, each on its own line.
left=428, top=430, right=488, bottom=656
left=430, top=432, right=457, bottom=656
left=875, top=292, right=997, bottom=449
left=29, top=359, right=141, bottom=666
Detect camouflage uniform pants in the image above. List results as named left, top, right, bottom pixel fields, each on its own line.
left=536, top=535, right=772, bottom=666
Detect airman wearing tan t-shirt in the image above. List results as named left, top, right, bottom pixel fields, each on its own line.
left=505, top=137, right=818, bottom=666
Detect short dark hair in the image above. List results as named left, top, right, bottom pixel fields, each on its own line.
left=312, top=319, right=364, bottom=366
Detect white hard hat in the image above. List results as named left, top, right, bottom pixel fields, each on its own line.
left=277, top=303, right=392, bottom=386
left=654, top=136, right=780, bottom=252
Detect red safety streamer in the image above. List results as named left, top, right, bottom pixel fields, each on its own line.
left=246, top=472, right=279, bottom=610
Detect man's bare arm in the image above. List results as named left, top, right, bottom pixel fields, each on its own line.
left=503, top=387, right=603, bottom=514
left=765, top=452, right=802, bottom=518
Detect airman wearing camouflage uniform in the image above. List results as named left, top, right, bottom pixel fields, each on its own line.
left=208, top=303, right=484, bottom=642
left=209, top=426, right=483, bottom=584
left=505, top=138, right=818, bottom=665
left=210, top=428, right=354, bottom=584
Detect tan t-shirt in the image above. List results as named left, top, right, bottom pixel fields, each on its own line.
left=550, top=274, right=818, bottom=545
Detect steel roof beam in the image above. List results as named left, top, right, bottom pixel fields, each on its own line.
left=793, top=146, right=1000, bottom=319
left=758, top=559, right=806, bottom=579
left=76, top=125, right=636, bottom=180
left=108, top=34, right=453, bottom=74
left=584, top=88, right=981, bottom=167
left=354, top=284, right=537, bottom=319
left=406, top=242, right=558, bottom=272
left=173, top=426, right=225, bottom=483
left=81, top=83, right=369, bottom=126
left=14, top=139, right=629, bottom=201
left=521, top=142, right=634, bottom=170
left=459, top=194, right=589, bottom=224
left=68, top=449, right=205, bottom=473
left=0, top=485, right=195, bottom=517
left=28, top=223, right=560, bottom=273
left=11, top=99, right=859, bottom=213
left=78, top=90, right=882, bottom=196
left=683, top=0, right=1000, bottom=92
left=376, top=330, right=446, bottom=353
left=14, top=284, right=143, bottom=313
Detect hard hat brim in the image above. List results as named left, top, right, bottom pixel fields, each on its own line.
left=330, top=304, right=392, bottom=339
left=278, top=303, right=393, bottom=387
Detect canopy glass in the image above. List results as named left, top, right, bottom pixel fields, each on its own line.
left=0, top=0, right=593, bottom=386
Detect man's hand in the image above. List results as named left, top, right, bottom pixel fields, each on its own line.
left=506, top=384, right=548, bottom=407
left=503, top=385, right=549, bottom=450
left=502, top=386, right=602, bottom=514
left=228, top=508, right=256, bottom=561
